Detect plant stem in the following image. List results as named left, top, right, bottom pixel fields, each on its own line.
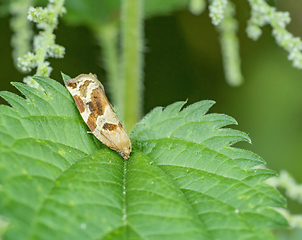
left=121, top=0, right=144, bottom=132
left=217, top=2, right=243, bottom=86
left=96, top=23, right=124, bottom=116
left=10, top=0, right=34, bottom=69
left=36, top=28, right=52, bottom=76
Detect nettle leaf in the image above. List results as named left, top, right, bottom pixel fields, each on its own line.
left=131, top=101, right=288, bottom=239
left=0, top=76, right=287, bottom=240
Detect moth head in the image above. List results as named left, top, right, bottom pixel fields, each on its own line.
left=120, top=147, right=131, bottom=160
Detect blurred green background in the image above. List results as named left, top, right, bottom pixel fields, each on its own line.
left=0, top=0, right=301, bottom=216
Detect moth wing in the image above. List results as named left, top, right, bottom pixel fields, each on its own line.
left=93, top=105, right=131, bottom=158
left=66, top=73, right=131, bottom=159
left=88, top=73, right=105, bottom=93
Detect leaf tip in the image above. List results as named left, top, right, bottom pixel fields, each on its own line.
left=61, top=72, right=71, bottom=83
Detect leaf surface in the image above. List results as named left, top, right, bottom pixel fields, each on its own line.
left=0, top=76, right=287, bottom=240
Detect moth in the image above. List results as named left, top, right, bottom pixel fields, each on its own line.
left=65, top=73, right=131, bottom=159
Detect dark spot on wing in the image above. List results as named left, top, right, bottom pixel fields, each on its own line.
left=103, top=123, right=118, bottom=131
left=88, top=87, right=106, bottom=118
left=73, top=95, right=85, bottom=113
left=87, top=114, right=97, bottom=131
left=66, top=80, right=77, bottom=89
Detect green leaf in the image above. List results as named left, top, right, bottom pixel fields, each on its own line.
left=131, top=101, right=288, bottom=239
left=0, top=76, right=287, bottom=240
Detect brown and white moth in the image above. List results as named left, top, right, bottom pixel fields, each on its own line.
left=65, top=73, right=131, bottom=159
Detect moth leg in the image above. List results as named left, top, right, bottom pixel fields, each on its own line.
left=87, top=131, right=93, bottom=134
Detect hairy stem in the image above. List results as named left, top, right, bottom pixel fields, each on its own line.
left=217, top=2, right=243, bottom=86
left=10, top=0, right=34, bottom=69
left=121, top=0, right=144, bottom=132
left=96, top=23, right=123, bottom=114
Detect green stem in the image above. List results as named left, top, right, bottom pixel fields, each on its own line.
left=96, top=23, right=123, bottom=116
left=217, top=2, right=243, bottom=86
left=36, top=28, right=52, bottom=76
left=121, top=0, right=144, bottom=132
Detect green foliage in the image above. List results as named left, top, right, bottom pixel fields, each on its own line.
left=0, top=76, right=287, bottom=239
